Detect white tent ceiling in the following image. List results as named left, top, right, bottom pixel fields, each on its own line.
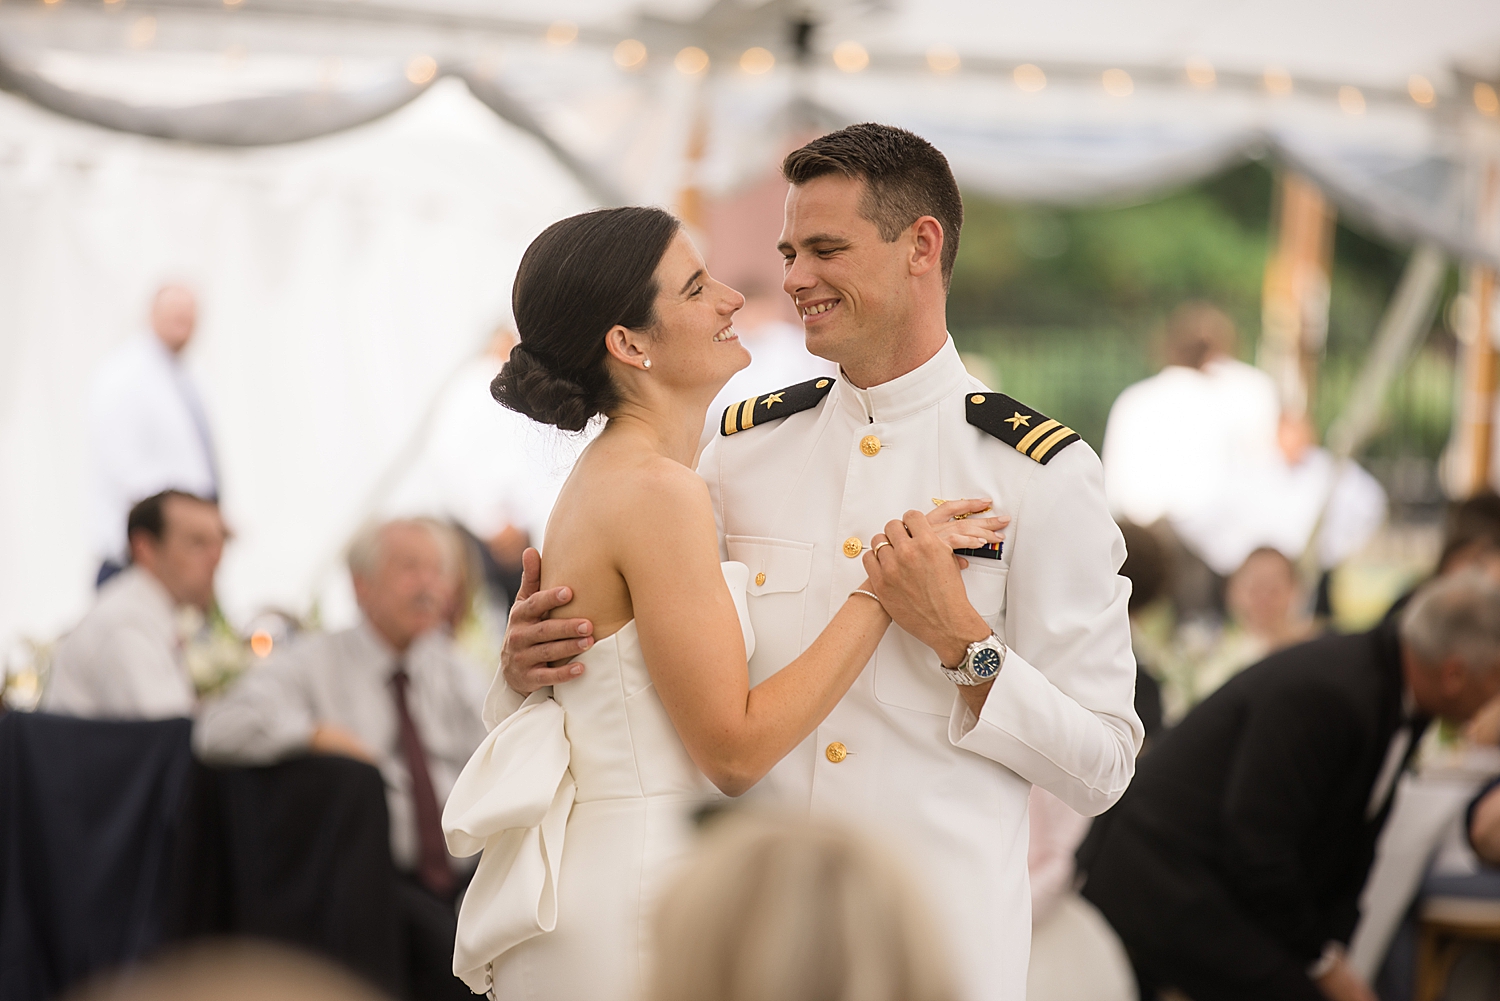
left=4, top=0, right=1500, bottom=258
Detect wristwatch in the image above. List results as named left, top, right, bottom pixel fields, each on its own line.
left=941, top=633, right=1007, bottom=686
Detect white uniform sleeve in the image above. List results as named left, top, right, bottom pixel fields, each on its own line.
left=193, top=647, right=319, bottom=764
left=950, top=442, right=1143, bottom=816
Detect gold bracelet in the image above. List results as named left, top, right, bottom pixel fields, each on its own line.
left=849, top=588, right=881, bottom=603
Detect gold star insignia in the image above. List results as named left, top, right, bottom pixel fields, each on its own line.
left=762, top=392, right=785, bottom=408
left=1005, top=412, right=1030, bottom=430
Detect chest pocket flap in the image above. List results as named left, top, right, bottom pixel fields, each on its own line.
left=726, top=536, right=814, bottom=595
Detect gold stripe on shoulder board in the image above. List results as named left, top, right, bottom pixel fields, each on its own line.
left=1014, top=418, right=1059, bottom=454
left=1031, top=425, right=1077, bottom=461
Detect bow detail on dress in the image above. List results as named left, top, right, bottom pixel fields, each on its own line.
left=443, top=691, right=574, bottom=993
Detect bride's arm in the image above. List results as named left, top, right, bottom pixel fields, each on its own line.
left=620, top=463, right=999, bottom=797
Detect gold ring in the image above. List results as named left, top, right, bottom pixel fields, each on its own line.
left=872, top=540, right=892, bottom=555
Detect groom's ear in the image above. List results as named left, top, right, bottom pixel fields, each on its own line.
left=603, top=323, right=650, bottom=370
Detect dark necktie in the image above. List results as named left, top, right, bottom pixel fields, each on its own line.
left=390, top=664, right=456, bottom=899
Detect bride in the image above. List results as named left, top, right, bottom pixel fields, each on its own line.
left=442, top=206, right=1005, bottom=1000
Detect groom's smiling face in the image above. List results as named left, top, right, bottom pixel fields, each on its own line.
left=778, top=174, right=918, bottom=380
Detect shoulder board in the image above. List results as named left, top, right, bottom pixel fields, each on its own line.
left=965, top=392, right=1081, bottom=464
left=720, top=377, right=836, bottom=436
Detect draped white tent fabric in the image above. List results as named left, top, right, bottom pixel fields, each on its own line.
left=0, top=76, right=592, bottom=653
left=3, top=0, right=1500, bottom=655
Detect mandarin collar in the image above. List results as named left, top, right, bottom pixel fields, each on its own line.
left=833, top=336, right=968, bottom=425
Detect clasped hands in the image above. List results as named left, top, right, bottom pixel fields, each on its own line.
left=500, top=500, right=1007, bottom=708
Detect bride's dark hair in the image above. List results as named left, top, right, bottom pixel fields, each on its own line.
left=493, top=206, right=681, bottom=432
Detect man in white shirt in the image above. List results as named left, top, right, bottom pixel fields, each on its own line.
left=43, top=490, right=225, bottom=719
left=497, top=125, right=1141, bottom=1001
left=196, top=519, right=487, bottom=1001
left=90, top=284, right=219, bottom=584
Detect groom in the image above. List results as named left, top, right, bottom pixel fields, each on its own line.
left=494, top=124, right=1142, bottom=1001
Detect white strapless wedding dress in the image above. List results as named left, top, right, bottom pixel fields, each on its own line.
left=443, top=563, right=754, bottom=1000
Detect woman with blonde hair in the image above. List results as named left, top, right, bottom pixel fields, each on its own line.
left=647, top=813, right=960, bottom=1001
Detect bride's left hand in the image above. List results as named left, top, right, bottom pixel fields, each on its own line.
left=923, top=498, right=1008, bottom=563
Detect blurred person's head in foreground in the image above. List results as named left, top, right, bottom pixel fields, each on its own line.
left=1118, top=521, right=1168, bottom=620
left=1162, top=301, right=1237, bottom=371
left=1226, top=547, right=1306, bottom=647
left=64, top=940, right=387, bottom=1001
left=1400, top=571, right=1500, bottom=724
left=347, top=519, right=454, bottom=652
left=778, top=123, right=963, bottom=387
left=151, top=284, right=198, bottom=355
left=1438, top=490, right=1500, bottom=578
left=492, top=205, right=748, bottom=433
left=127, top=490, right=225, bottom=611
left=646, top=812, right=959, bottom=1001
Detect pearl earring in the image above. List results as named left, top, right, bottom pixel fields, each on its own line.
left=643, top=358, right=652, bottom=370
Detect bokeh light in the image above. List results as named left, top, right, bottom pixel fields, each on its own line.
left=405, top=54, right=437, bottom=85
left=614, top=39, right=647, bottom=70
left=1013, top=63, right=1046, bottom=92
left=926, top=47, right=961, bottom=75
left=739, top=47, right=775, bottom=74
left=833, top=41, right=869, bottom=73
left=675, top=46, right=709, bottom=75
left=1102, top=68, right=1133, bottom=97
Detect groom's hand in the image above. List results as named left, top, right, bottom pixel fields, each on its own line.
left=501, top=547, right=594, bottom=696
left=865, top=511, right=994, bottom=707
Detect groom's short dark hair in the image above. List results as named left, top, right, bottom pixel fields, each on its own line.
left=782, top=123, right=963, bottom=290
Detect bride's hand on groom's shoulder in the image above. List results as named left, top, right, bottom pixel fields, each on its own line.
left=863, top=500, right=1006, bottom=669
left=501, top=547, right=597, bottom=696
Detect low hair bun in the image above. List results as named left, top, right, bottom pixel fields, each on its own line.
left=492, top=343, right=600, bottom=433
left=496, top=206, right=682, bottom=432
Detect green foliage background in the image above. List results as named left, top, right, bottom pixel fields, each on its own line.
left=946, top=161, right=1457, bottom=508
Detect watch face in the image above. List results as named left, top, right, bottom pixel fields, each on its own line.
left=972, top=646, right=1002, bottom=679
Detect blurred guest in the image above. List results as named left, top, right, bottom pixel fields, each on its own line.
left=644, top=812, right=957, bottom=1001
left=702, top=286, right=837, bottom=450
left=1103, top=303, right=1279, bottom=619
left=1026, top=785, right=1136, bottom=1001
left=1436, top=490, right=1500, bottom=577
left=1080, top=572, right=1500, bottom=1001
left=1102, top=303, right=1277, bottom=532
left=195, top=519, right=486, bottom=1001
left=42, top=490, right=224, bottom=719
left=63, top=940, right=386, bottom=1001
left=90, top=285, right=219, bottom=586
left=1166, top=547, right=1317, bottom=719
left=390, top=325, right=570, bottom=607
left=1176, top=413, right=1387, bottom=589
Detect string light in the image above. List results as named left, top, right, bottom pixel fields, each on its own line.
left=1337, top=85, right=1365, bottom=115
left=740, top=47, right=775, bottom=74
left=250, top=631, right=273, bottom=658
left=926, top=47, right=960, bottom=75
left=1475, top=82, right=1499, bottom=118
left=1013, top=63, right=1046, bottom=93
left=405, top=54, right=437, bottom=85
left=1408, top=75, right=1435, bottom=107
left=545, top=21, right=577, bottom=46
left=614, top=38, right=646, bottom=69
left=833, top=41, right=869, bottom=73
left=1102, top=68, right=1133, bottom=97
left=1185, top=58, right=1215, bottom=89
left=1263, top=65, right=1293, bottom=96
left=675, top=46, right=709, bottom=75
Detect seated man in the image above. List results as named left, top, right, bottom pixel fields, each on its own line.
left=195, top=519, right=487, bottom=1001
left=1080, top=571, right=1500, bottom=1001
left=43, top=490, right=225, bottom=719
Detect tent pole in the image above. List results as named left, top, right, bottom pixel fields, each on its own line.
left=1259, top=170, right=1336, bottom=417
left=1445, top=162, right=1500, bottom=498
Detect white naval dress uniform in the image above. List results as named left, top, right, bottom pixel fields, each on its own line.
left=699, top=337, right=1142, bottom=1001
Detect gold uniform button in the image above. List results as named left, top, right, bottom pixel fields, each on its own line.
left=859, top=434, right=882, bottom=457
left=754, top=572, right=767, bottom=587
left=816, top=379, right=830, bottom=388
left=825, top=741, right=847, bottom=763
left=842, top=537, right=863, bottom=559
left=971, top=394, right=986, bottom=404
